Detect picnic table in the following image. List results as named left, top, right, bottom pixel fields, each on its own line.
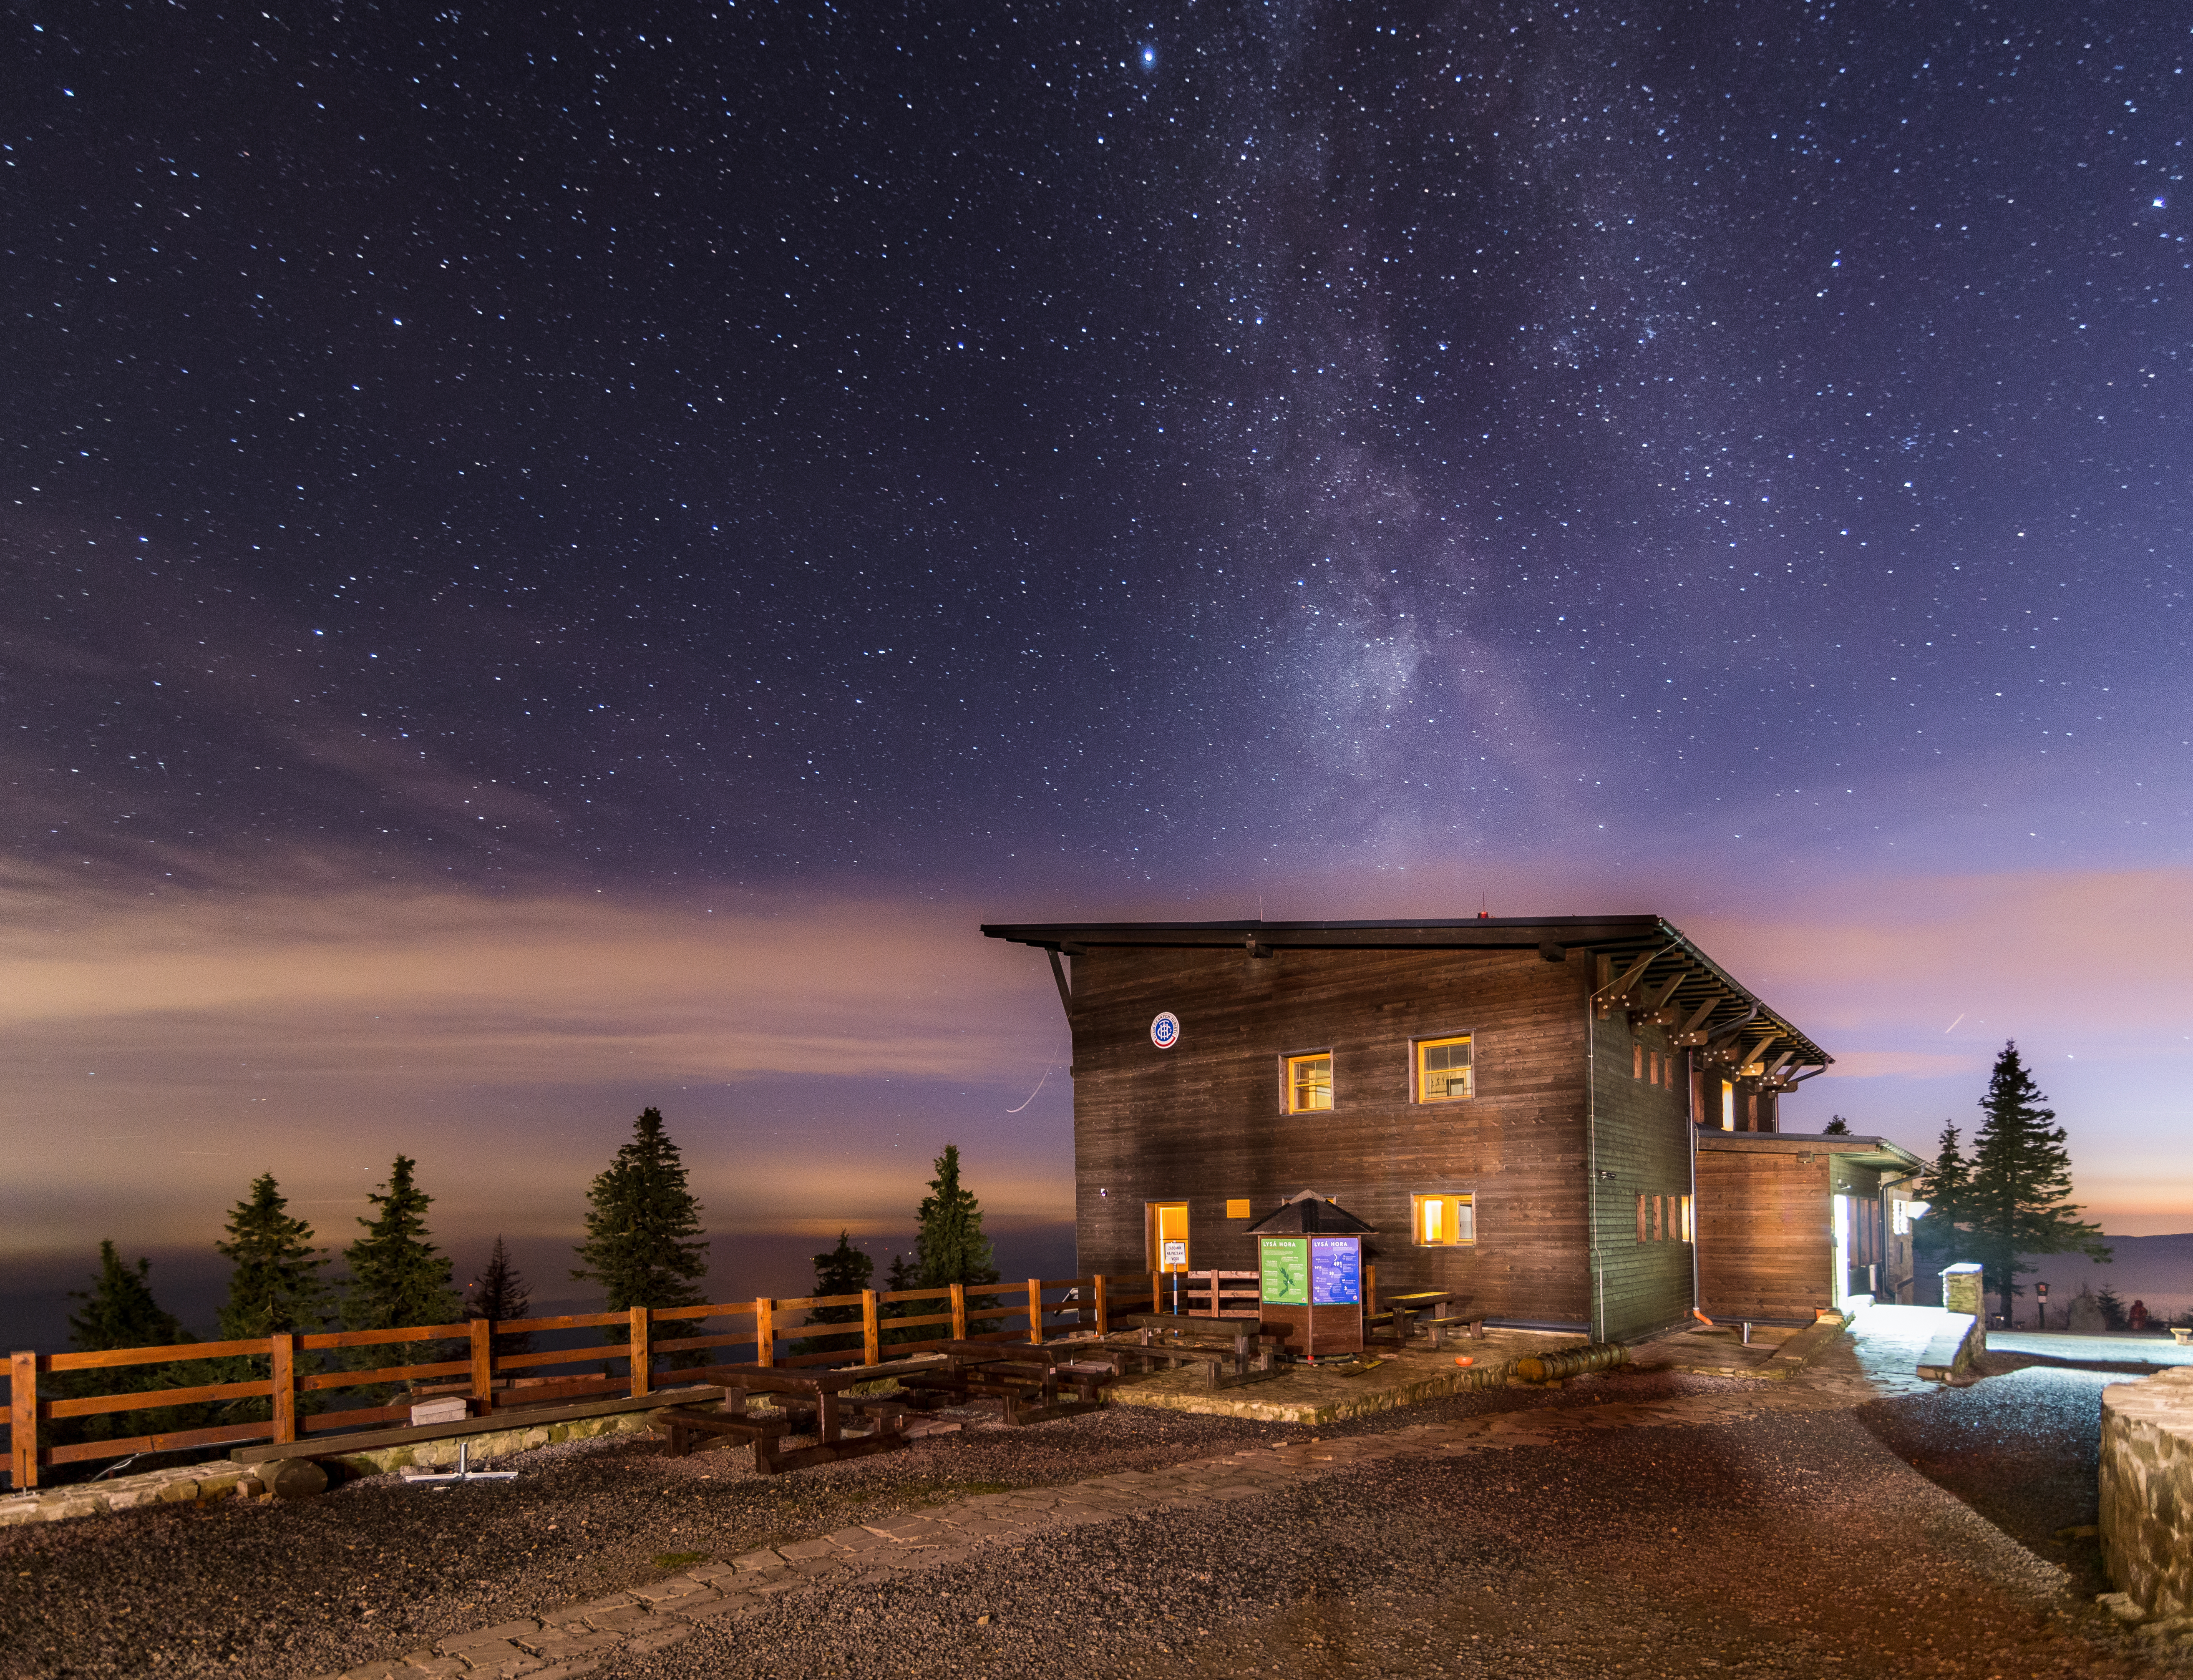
left=1370, top=1291, right=1483, bottom=1348
left=892, top=1340, right=1118, bottom=1425
left=650, top=1358, right=939, bottom=1475
left=1087, top=1313, right=1286, bottom=1388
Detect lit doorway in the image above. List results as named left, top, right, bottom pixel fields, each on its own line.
left=1146, top=1201, right=1190, bottom=1273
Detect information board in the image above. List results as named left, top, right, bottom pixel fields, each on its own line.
left=1259, top=1236, right=1309, bottom=1305
left=1161, top=1239, right=1187, bottom=1270
left=1309, top=1237, right=1361, bottom=1306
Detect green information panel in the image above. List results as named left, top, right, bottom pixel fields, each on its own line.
left=1259, top=1236, right=1309, bottom=1305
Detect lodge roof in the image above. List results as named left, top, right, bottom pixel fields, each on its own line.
left=981, top=914, right=1833, bottom=1074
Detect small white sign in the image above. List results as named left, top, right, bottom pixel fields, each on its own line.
left=1150, top=1011, right=1181, bottom=1049
left=1162, top=1240, right=1188, bottom=1268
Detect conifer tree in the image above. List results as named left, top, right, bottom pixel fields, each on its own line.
left=216, top=1172, right=331, bottom=1339
left=68, top=1242, right=184, bottom=1352
left=1821, top=1114, right=1852, bottom=1136
left=911, top=1144, right=999, bottom=1288
left=59, top=1243, right=208, bottom=1444
left=466, top=1236, right=535, bottom=1359
left=1963, top=1041, right=2110, bottom=1315
left=214, top=1172, right=332, bottom=1421
left=573, top=1107, right=708, bottom=1358
left=342, top=1155, right=461, bottom=1335
left=792, top=1231, right=874, bottom=1355
left=1913, top=1121, right=1974, bottom=1288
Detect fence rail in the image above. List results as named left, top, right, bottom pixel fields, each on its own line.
left=3, top=1273, right=1166, bottom=1489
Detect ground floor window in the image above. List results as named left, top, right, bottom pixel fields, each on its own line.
left=1411, top=1192, right=1476, bottom=1246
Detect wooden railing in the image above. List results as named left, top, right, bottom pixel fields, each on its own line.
left=3, top=1274, right=1162, bottom=1489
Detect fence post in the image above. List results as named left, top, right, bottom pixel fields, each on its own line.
left=1365, top=1261, right=1377, bottom=1310
left=1093, top=1274, right=1110, bottom=1337
left=10, top=1351, right=38, bottom=1490
left=470, top=1318, right=495, bottom=1409
left=756, top=1298, right=775, bottom=1368
left=861, top=1290, right=880, bottom=1366
left=950, top=1283, right=967, bottom=1342
left=1151, top=1271, right=1163, bottom=1317
left=269, top=1333, right=297, bottom=1445
left=629, top=1306, right=652, bottom=1399
left=1027, top=1278, right=1044, bottom=1344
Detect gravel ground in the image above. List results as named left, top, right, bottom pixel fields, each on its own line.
left=0, top=1363, right=2174, bottom=1679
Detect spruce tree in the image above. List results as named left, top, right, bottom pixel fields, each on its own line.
left=68, top=1242, right=184, bottom=1352
left=59, top=1243, right=207, bottom=1445
left=466, top=1236, right=535, bottom=1359
left=792, top=1231, right=874, bottom=1356
left=1963, top=1041, right=2110, bottom=1315
left=573, top=1107, right=709, bottom=1361
left=342, top=1155, right=462, bottom=1334
left=1821, top=1115, right=1852, bottom=1136
left=1914, top=1121, right=1975, bottom=1292
left=214, top=1172, right=332, bottom=1421
left=911, top=1144, right=998, bottom=1288
left=216, top=1173, right=331, bottom=1339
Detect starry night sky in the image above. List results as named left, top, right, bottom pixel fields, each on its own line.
left=3, top=3, right=2187, bottom=1342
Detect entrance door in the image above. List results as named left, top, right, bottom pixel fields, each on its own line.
left=1147, top=1201, right=1190, bottom=1273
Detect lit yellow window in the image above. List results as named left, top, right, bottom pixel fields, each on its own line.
left=1417, top=1036, right=1473, bottom=1102
left=1412, top=1193, right=1475, bottom=1246
left=1286, top=1053, right=1333, bottom=1112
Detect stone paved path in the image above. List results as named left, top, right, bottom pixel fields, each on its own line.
left=313, top=1307, right=1944, bottom=1680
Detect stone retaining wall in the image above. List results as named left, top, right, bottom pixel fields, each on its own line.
left=2101, top=1367, right=2193, bottom=1615
left=0, top=1410, right=656, bottom=1529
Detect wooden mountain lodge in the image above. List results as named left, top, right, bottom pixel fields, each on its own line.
left=983, top=915, right=1920, bottom=1340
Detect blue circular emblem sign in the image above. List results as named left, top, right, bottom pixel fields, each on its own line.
left=1150, top=1011, right=1181, bottom=1050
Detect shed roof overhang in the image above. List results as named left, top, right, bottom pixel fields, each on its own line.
left=1694, top=1133, right=1924, bottom=1172
left=981, top=914, right=1833, bottom=1074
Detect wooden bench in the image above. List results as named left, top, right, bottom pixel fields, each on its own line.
left=231, top=1384, right=727, bottom=1466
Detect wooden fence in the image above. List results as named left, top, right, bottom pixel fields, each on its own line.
left=2, top=1274, right=1165, bottom=1490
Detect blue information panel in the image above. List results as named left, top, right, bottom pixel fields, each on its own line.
left=1309, top=1237, right=1361, bottom=1306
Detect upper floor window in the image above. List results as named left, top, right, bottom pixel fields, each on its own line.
left=1417, top=1035, right=1474, bottom=1102
left=1286, top=1052, right=1333, bottom=1112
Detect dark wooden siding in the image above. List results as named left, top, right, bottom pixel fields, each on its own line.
left=1068, top=943, right=1595, bottom=1327
left=1695, top=1151, right=1832, bottom=1320
left=1589, top=1010, right=1699, bottom=1340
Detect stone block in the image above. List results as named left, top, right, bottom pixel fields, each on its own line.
left=158, top=1480, right=201, bottom=1503
left=675, top=1592, right=758, bottom=1621
left=777, top=1537, right=842, bottom=1560
left=439, top=1621, right=542, bottom=1654
left=626, top=1625, right=693, bottom=1655
left=730, top=1547, right=786, bottom=1571
left=521, top=1629, right=623, bottom=1662
left=581, top=1603, right=652, bottom=1632
left=627, top=1576, right=712, bottom=1604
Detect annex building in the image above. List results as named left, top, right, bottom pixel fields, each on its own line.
left=984, top=915, right=1916, bottom=1340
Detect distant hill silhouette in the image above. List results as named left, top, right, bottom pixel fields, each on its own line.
left=1999, top=1233, right=2193, bottom=1323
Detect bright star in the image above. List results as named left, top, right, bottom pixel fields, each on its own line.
left=1141, top=45, right=1156, bottom=67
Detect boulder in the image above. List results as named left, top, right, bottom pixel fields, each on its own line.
left=2068, top=1287, right=2108, bottom=1335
